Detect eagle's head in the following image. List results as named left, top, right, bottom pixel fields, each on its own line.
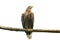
left=26, top=6, right=33, bottom=12
left=27, top=6, right=33, bottom=9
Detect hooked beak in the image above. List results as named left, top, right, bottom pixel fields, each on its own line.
left=30, top=6, right=33, bottom=9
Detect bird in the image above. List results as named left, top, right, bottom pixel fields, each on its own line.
left=21, top=6, right=34, bottom=39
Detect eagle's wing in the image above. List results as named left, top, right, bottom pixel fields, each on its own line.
left=31, top=13, right=34, bottom=23
left=21, top=14, right=25, bottom=28
left=30, top=13, right=34, bottom=28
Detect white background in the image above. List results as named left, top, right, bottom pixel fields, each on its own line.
left=0, top=0, right=60, bottom=40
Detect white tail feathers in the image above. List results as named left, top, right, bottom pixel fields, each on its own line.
left=27, top=34, right=32, bottom=39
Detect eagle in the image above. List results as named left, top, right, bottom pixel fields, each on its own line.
left=21, top=6, right=34, bottom=39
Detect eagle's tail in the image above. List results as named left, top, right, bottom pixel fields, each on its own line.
left=26, top=32, right=32, bottom=39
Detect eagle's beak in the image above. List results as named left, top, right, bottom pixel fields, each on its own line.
left=30, top=6, right=33, bottom=9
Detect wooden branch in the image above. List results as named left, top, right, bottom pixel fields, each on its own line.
left=0, top=26, right=24, bottom=31
left=0, top=26, right=60, bottom=33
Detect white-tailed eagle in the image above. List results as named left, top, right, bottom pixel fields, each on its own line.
left=21, top=6, right=34, bottom=39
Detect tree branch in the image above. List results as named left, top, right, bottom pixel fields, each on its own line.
left=0, top=26, right=60, bottom=33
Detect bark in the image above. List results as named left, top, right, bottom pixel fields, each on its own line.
left=0, top=26, right=60, bottom=33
